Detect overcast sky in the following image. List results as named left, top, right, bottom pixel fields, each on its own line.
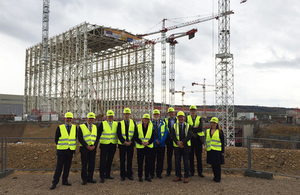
left=0, top=0, right=299, bottom=108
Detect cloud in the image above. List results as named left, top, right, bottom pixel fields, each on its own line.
left=252, top=58, right=300, bottom=69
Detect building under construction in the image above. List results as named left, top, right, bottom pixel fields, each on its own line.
left=24, top=22, right=154, bottom=119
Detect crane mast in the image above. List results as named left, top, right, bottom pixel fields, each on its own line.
left=215, top=0, right=235, bottom=146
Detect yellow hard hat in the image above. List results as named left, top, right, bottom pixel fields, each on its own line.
left=106, top=110, right=114, bottom=116
left=168, top=107, right=175, bottom=113
left=153, top=109, right=160, bottom=115
left=189, top=105, right=197, bottom=110
left=143, top=114, right=150, bottom=119
left=177, top=111, right=185, bottom=117
left=210, top=117, right=219, bottom=124
left=64, top=112, right=73, bottom=118
left=86, top=112, right=95, bottom=119
left=123, top=108, right=131, bottom=114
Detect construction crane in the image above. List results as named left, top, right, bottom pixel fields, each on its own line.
left=192, top=78, right=215, bottom=118
left=174, top=86, right=203, bottom=110
left=137, top=11, right=234, bottom=116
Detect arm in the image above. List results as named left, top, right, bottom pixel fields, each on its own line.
left=159, top=123, right=168, bottom=144
left=192, top=117, right=203, bottom=133
left=78, top=125, right=88, bottom=147
left=54, top=126, right=60, bottom=145
left=94, top=123, right=102, bottom=149
left=220, top=130, right=225, bottom=153
left=117, top=122, right=125, bottom=144
left=170, top=125, right=178, bottom=144
left=133, top=126, right=143, bottom=144
left=148, top=128, right=155, bottom=145
left=182, top=125, right=193, bottom=146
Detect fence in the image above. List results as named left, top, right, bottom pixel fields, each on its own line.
left=1, top=136, right=299, bottom=179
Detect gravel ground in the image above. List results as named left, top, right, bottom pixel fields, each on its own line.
left=0, top=171, right=299, bottom=195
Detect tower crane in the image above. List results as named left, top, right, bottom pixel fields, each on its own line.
left=192, top=78, right=215, bottom=118
left=137, top=11, right=234, bottom=115
left=174, top=86, right=203, bottom=110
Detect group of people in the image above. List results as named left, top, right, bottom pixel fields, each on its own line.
left=50, top=106, right=225, bottom=190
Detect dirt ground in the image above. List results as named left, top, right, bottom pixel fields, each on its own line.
left=0, top=171, right=299, bottom=195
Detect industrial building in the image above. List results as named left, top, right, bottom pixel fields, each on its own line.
left=0, top=94, right=23, bottom=120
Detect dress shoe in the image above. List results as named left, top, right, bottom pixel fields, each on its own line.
left=145, top=178, right=152, bottom=182
left=127, top=176, right=134, bottom=180
left=198, top=174, right=204, bottom=178
left=100, top=178, right=105, bottom=183
left=173, top=177, right=181, bottom=182
left=62, top=181, right=72, bottom=186
left=121, top=177, right=125, bottom=181
left=157, top=175, right=162, bottom=179
left=50, top=184, right=56, bottom=190
left=82, top=181, right=87, bottom=185
left=139, top=177, right=143, bottom=182
left=87, top=180, right=97, bottom=183
left=213, top=178, right=220, bottom=182
left=105, top=176, right=114, bottom=179
left=183, top=178, right=189, bottom=183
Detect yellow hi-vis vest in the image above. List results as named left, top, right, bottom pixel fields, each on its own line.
left=173, top=122, right=191, bottom=147
left=79, top=124, right=97, bottom=146
left=136, top=122, right=153, bottom=149
left=187, top=115, right=204, bottom=136
left=206, top=129, right=222, bottom=151
left=118, top=119, right=135, bottom=145
left=164, top=117, right=177, bottom=133
left=100, top=121, right=118, bottom=144
left=57, top=124, right=76, bottom=150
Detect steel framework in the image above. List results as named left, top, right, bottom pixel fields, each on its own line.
left=24, top=22, right=155, bottom=119
left=215, top=0, right=235, bottom=146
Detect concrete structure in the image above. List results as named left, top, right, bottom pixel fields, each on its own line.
left=0, top=94, right=23, bottom=116
left=24, top=22, right=155, bottom=119
left=286, top=109, right=300, bottom=125
left=237, top=112, right=255, bottom=120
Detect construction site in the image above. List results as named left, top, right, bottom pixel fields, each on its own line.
left=1, top=0, right=300, bottom=194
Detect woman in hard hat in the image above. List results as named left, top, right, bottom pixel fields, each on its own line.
left=206, top=117, right=225, bottom=182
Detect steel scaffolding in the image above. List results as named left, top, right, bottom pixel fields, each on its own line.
left=24, top=22, right=154, bottom=119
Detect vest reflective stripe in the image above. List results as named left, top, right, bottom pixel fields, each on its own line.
left=100, top=121, right=118, bottom=144
left=136, top=123, right=153, bottom=149
left=57, top=124, right=76, bottom=150
left=187, top=115, right=204, bottom=136
left=173, top=122, right=191, bottom=147
left=79, top=124, right=97, bottom=146
left=160, top=122, right=166, bottom=138
left=118, top=119, right=135, bottom=145
left=206, top=129, right=222, bottom=151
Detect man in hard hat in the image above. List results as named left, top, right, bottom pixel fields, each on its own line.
left=98, top=110, right=118, bottom=183
left=186, top=105, right=204, bottom=177
left=164, top=107, right=177, bottom=177
left=50, top=112, right=77, bottom=190
left=78, top=112, right=100, bottom=185
left=135, top=114, right=155, bottom=182
left=117, top=108, right=137, bottom=181
left=150, top=109, right=167, bottom=179
left=171, top=111, right=193, bottom=183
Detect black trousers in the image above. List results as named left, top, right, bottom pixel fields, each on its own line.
left=52, top=149, right=74, bottom=185
left=137, top=147, right=154, bottom=179
left=166, top=141, right=174, bottom=174
left=99, top=143, right=116, bottom=179
left=80, top=146, right=96, bottom=182
left=212, top=164, right=221, bottom=182
left=174, top=148, right=190, bottom=178
left=118, top=145, right=134, bottom=178
left=190, top=136, right=203, bottom=175
left=151, top=147, right=165, bottom=177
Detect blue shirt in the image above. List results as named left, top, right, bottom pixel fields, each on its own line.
left=152, top=119, right=168, bottom=147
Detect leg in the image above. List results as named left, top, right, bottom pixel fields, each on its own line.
left=52, top=150, right=65, bottom=185
left=194, top=138, right=203, bottom=176
left=100, top=145, right=108, bottom=179
left=105, top=144, right=116, bottom=178
left=212, top=163, right=221, bottom=182
left=145, top=148, right=154, bottom=179
left=62, top=150, right=73, bottom=183
left=80, top=148, right=89, bottom=182
left=189, top=137, right=195, bottom=175
left=156, top=147, right=165, bottom=177
left=166, top=142, right=174, bottom=175
left=87, top=150, right=96, bottom=181
left=183, top=150, right=190, bottom=178
left=174, top=148, right=182, bottom=178
left=137, top=148, right=144, bottom=179
left=126, top=146, right=134, bottom=177
left=119, top=145, right=126, bottom=178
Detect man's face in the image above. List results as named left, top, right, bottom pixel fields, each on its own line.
left=178, top=115, right=185, bottom=123
left=153, top=113, right=160, bottom=121
left=87, top=118, right=95, bottom=125
left=190, top=109, right=197, bottom=116
left=65, top=117, right=73, bottom=125
left=168, top=111, right=175, bottom=118
left=142, top=118, right=149, bottom=125
left=124, top=113, right=131, bottom=120
left=107, top=116, right=114, bottom=122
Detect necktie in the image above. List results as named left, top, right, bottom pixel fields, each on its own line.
left=154, top=121, right=159, bottom=138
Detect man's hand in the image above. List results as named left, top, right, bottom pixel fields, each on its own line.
left=177, top=141, right=183, bottom=148
left=156, top=140, right=160, bottom=145
left=86, top=145, right=93, bottom=151
left=193, top=126, right=198, bottom=128
left=124, top=141, right=130, bottom=146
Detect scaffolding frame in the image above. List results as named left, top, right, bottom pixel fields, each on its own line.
left=24, top=22, right=155, bottom=119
